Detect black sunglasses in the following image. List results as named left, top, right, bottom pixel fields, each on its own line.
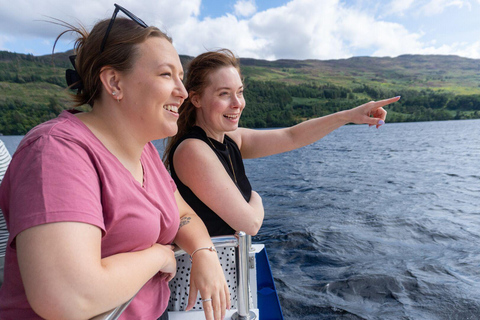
left=100, top=3, right=148, bottom=53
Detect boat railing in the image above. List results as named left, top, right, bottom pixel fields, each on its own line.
left=90, top=231, right=256, bottom=320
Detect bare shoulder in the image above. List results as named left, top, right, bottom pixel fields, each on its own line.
left=173, top=138, right=216, bottom=167
left=173, top=138, right=229, bottom=186
left=227, top=127, right=251, bottom=148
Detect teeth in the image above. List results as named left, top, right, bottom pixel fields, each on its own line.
left=224, top=114, right=239, bottom=119
left=164, top=105, right=178, bottom=113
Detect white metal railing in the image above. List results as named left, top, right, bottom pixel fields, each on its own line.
left=90, top=232, right=256, bottom=320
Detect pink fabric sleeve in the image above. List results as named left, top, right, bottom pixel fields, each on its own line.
left=6, top=135, right=105, bottom=247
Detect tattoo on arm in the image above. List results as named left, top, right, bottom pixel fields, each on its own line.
left=179, top=216, right=191, bottom=229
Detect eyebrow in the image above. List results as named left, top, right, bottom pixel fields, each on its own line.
left=215, top=85, right=243, bottom=92
left=157, top=63, right=184, bottom=76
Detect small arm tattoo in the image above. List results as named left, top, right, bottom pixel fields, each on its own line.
left=179, top=216, right=191, bottom=229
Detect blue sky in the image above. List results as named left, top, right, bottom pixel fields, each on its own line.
left=1, top=0, right=479, bottom=60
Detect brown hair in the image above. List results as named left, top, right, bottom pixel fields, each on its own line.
left=54, top=17, right=171, bottom=107
left=163, top=49, right=241, bottom=170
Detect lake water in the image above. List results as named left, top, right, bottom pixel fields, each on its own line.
left=2, top=119, right=480, bottom=320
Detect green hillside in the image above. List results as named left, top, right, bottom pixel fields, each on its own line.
left=1, top=50, right=480, bottom=134
left=240, top=55, right=480, bottom=94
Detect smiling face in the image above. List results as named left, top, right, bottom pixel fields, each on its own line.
left=120, top=36, right=188, bottom=141
left=193, top=66, right=245, bottom=140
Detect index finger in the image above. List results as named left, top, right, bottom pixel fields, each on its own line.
left=374, top=96, right=401, bottom=109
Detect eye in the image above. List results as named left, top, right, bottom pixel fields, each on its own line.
left=160, top=72, right=172, bottom=77
left=220, top=91, right=229, bottom=96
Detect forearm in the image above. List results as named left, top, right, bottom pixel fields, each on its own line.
left=286, top=110, right=350, bottom=150
left=238, top=190, right=264, bottom=235
left=207, top=189, right=264, bottom=236
left=28, top=245, right=167, bottom=320
left=174, top=212, right=215, bottom=254
left=287, top=97, right=396, bottom=148
left=90, top=245, right=168, bottom=310
left=238, top=110, right=350, bottom=159
left=17, top=223, right=171, bottom=320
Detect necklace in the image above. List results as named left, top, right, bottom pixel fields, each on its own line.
left=206, top=137, right=238, bottom=184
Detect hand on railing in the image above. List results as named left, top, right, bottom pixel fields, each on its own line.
left=90, top=233, right=253, bottom=320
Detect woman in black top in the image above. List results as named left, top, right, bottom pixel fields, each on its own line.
left=164, top=49, right=400, bottom=237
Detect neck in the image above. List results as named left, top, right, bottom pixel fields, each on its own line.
left=195, top=122, right=225, bottom=143
left=76, top=105, right=145, bottom=164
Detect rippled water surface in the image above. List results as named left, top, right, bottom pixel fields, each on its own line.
left=244, top=120, right=480, bottom=320
left=3, top=119, right=480, bottom=320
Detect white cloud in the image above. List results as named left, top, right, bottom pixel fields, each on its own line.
left=417, top=41, right=480, bottom=58
left=386, top=0, right=415, bottom=15
left=382, top=0, right=473, bottom=18
left=148, top=0, right=201, bottom=32
left=1, top=0, right=480, bottom=60
left=339, top=7, right=426, bottom=57
left=234, top=0, right=257, bottom=17
left=170, top=14, right=269, bottom=59
left=419, top=0, right=470, bottom=15
left=0, top=0, right=201, bottom=39
left=242, top=0, right=352, bottom=59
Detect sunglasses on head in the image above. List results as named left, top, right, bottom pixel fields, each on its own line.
left=66, top=4, right=149, bottom=91
left=100, top=3, right=148, bottom=53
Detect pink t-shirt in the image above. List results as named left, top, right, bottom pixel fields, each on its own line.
left=0, top=110, right=179, bottom=319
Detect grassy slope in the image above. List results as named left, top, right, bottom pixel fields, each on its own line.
left=239, top=55, right=480, bottom=94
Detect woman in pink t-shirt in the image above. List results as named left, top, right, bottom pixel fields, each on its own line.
left=0, top=4, right=228, bottom=320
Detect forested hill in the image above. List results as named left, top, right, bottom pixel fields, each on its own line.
left=1, top=50, right=480, bottom=134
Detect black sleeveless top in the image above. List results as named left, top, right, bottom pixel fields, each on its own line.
left=169, top=126, right=252, bottom=236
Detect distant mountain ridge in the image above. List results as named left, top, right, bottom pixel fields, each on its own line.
left=239, top=54, right=480, bottom=94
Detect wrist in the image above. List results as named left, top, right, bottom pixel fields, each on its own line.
left=336, top=109, right=351, bottom=124
left=190, top=246, right=216, bottom=261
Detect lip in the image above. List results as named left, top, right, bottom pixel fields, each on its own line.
left=163, top=104, right=179, bottom=117
left=223, top=113, right=240, bottom=120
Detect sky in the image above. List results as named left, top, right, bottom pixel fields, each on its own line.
left=0, top=0, right=480, bottom=61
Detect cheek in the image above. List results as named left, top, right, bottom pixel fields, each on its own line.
left=155, top=86, right=171, bottom=100
left=210, top=100, right=226, bottom=114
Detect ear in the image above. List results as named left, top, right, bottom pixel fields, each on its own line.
left=99, top=66, right=122, bottom=100
left=190, top=92, right=201, bottom=108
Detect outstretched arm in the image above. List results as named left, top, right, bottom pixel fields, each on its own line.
left=233, top=96, right=400, bottom=159
left=173, top=190, right=230, bottom=320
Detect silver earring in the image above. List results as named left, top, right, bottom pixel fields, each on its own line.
left=112, top=91, right=120, bottom=102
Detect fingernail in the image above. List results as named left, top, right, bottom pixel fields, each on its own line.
left=378, top=120, right=385, bottom=125
left=395, top=96, right=401, bottom=99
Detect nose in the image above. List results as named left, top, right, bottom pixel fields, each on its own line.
left=175, top=79, right=188, bottom=100
left=231, top=95, right=243, bottom=109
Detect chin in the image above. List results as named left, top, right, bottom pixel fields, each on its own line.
left=155, top=125, right=178, bottom=140
left=167, top=125, right=179, bottom=137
